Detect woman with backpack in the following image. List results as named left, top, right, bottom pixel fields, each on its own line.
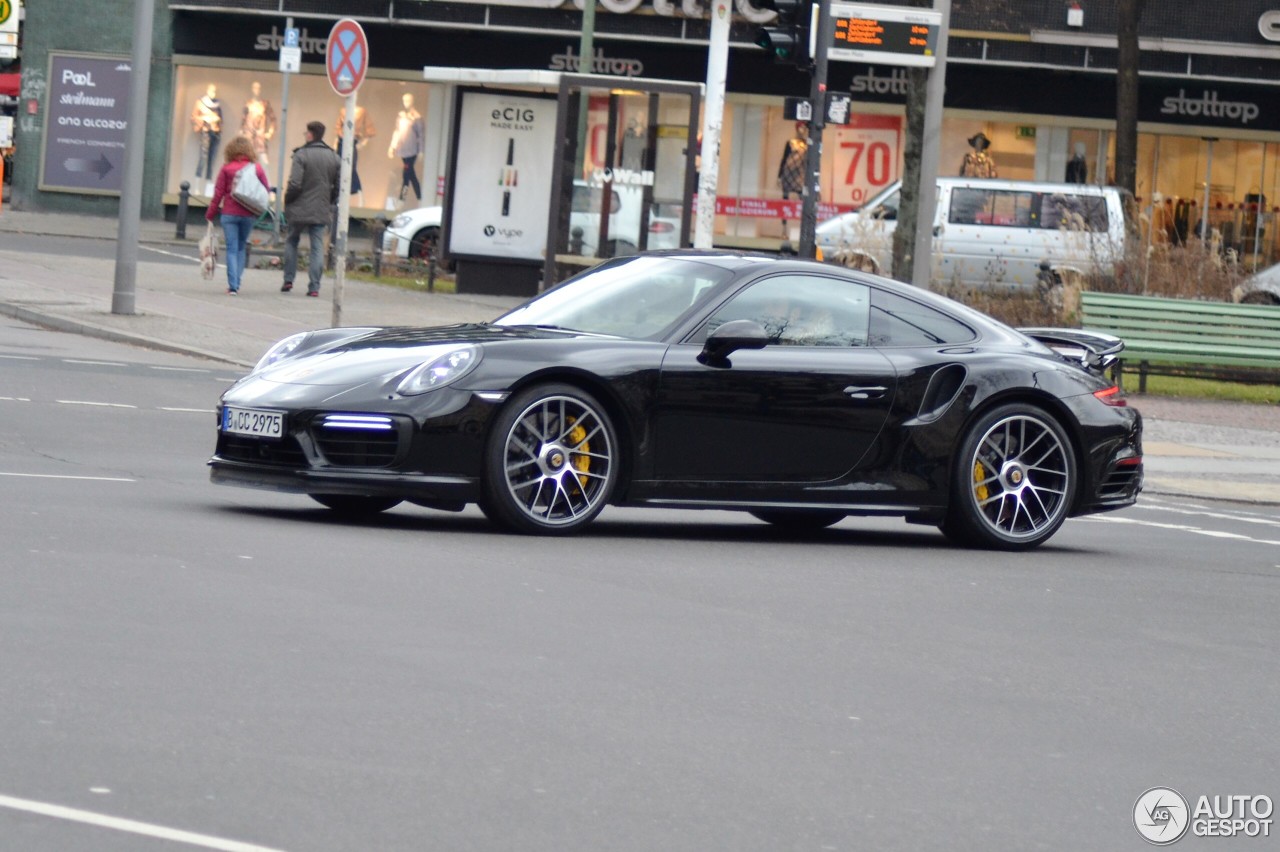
left=205, top=135, right=270, bottom=294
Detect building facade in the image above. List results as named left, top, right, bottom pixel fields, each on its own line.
left=11, top=0, right=1280, bottom=256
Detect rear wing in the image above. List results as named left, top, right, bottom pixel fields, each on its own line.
left=1018, top=327, right=1124, bottom=375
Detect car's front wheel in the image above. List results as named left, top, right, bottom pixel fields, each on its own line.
left=941, top=403, right=1077, bottom=550
left=309, top=494, right=402, bottom=516
left=480, top=384, right=618, bottom=535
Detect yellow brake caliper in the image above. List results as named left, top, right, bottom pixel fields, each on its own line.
left=567, top=418, right=590, bottom=489
left=973, top=461, right=989, bottom=502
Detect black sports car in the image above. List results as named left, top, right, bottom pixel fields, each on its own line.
left=210, top=252, right=1142, bottom=550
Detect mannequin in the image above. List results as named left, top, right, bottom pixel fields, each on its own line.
left=191, top=83, right=223, bottom=184
left=1065, top=141, right=1088, bottom=184
left=337, top=105, right=376, bottom=205
left=388, top=93, right=424, bottom=202
left=960, top=131, right=998, bottom=179
left=776, top=121, right=808, bottom=234
left=240, top=81, right=276, bottom=169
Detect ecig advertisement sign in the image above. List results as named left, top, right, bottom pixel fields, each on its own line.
left=447, top=90, right=557, bottom=262
left=40, top=53, right=132, bottom=195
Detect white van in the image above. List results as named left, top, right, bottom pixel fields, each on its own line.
left=815, top=178, right=1129, bottom=288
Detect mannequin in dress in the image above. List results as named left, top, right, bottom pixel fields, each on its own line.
left=388, top=92, right=424, bottom=202
left=240, top=81, right=276, bottom=169
left=191, top=83, right=223, bottom=184
left=1065, top=141, right=1088, bottom=184
left=960, top=132, right=998, bottom=179
left=776, top=121, right=808, bottom=234
left=337, top=105, right=375, bottom=206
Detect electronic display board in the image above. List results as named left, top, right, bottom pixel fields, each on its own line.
left=827, top=3, right=941, bottom=68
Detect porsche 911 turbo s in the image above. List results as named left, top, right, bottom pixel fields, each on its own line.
left=209, top=252, right=1142, bottom=550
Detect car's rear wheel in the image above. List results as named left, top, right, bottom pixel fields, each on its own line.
left=309, top=494, right=402, bottom=516
left=408, top=226, right=439, bottom=263
left=750, top=509, right=846, bottom=530
left=480, top=383, right=618, bottom=535
left=941, top=403, right=1077, bottom=550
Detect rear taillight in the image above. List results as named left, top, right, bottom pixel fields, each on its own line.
left=649, top=221, right=675, bottom=233
left=1092, top=385, right=1127, bottom=406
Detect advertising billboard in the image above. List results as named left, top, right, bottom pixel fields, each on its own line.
left=447, top=90, right=557, bottom=262
left=40, top=53, right=132, bottom=195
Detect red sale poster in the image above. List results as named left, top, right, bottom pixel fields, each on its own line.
left=826, top=114, right=903, bottom=209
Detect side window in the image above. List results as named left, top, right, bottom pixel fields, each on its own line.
left=696, top=274, right=871, bottom=347
left=870, top=189, right=900, bottom=220
left=870, top=289, right=976, bottom=347
left=990, top=191, right=1037, bottom=227
left=949, top=188, right=990, bottom=225
left=1040, top=193, right=1109, bottom=232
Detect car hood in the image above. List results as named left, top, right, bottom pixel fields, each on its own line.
left=252, top=324, right=598, bottom=387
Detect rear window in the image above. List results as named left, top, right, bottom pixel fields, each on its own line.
left=870, top=289, right=976, bottom=347
left=949, top=189, right=1109, bottom=232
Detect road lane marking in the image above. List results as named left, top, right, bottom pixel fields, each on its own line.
left=63, top=359, right=127, bottom=367
left=141, top=244, right=201, bottom=263
left=0, top=354, right=39, bottom=360
left=150, top=366, right=212, bottom=373
left=0, top=793, right=289, bottom=852
left=0, top=396, right=31, bottom=401
left=0, top=472, right=135, bottom=482
left=1088, top=515, right=1280, bottom=546
left=1133, top=501, right=1280, bottom=529
left=161, top=407, right=215, bottom=413
left=56, top=400, right=137, bottom=408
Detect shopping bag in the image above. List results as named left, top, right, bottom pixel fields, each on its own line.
left=199, top=222, right=219, bottom=280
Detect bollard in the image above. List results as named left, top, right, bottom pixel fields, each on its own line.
left=372, top=216, right=386, bottom=278
left=427, top=254, right=436, bottom=293
left=176, top=181, right=190, bottom=239
left=569, top=225, right=584, bottom=256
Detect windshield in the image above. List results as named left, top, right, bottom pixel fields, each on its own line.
left=495, top=256, right=735, bottom=339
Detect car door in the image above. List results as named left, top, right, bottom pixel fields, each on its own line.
left=941, top=185, right=1045, bottom=287
left=651, top=272, right=896, bottom=486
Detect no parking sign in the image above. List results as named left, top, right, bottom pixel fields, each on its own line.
left=325, top=19, right=368, bottom=97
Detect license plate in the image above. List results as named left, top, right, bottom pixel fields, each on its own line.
left=222, top=406, right=284, bottom=438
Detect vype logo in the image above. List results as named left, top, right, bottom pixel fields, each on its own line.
left=1161, top=89, right=1261, bottom=125
left=484, top=225, right=523, bottom=238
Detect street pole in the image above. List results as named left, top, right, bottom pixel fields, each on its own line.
left=332, top=91, right=355, bottom=328
left=575, top=0, right=596, bottom=178
left=694, top=0, right=731, bottom=248
left=111, top=0, right=154, bottom=315
left=911, top=0, right=951, bottom=289
left=274, top=16, right=293, bottom=246
left=798, top=0, right=831, bottom=258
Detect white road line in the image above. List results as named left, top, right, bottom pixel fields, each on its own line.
left=0, top=793, right=288, bottom=852
left=161, top=407, right=215, bottom=413
left=63, top=359, right=127, bottom=367
left=56, top=400, right=137, bottom=408
left=141, top=244, right=201, bottom=263
left=150, top=366, right=212, bottom=373
left=0, top=396, right=32, bottom=401
left=1133, top=502, right=1280, bottom=528
left=0, top=354, right=39, bottom=360
left=0, top=472, right=135, bottom=482
left=1089, top=515, right=1280, bottom=546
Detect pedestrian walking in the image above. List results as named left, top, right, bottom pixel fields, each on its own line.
left=282, top=121, right=340, bottom=296
left=205, top=135, right=270, bottom=295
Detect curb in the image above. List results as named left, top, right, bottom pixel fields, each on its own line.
left=0, top=301, right=254, bottom=369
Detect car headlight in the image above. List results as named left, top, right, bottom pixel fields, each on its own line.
left=252, top=332, right=311, bottom=374
left=389, top=214, right=412, bottom=230
left=396, top=346, right=481, bottom=395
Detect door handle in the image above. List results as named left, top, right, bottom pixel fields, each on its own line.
left=932, top=225, right=942, bottom=237
left=844, top=385, right=887, bottom=400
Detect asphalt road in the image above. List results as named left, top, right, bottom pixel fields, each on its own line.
left=0, top=232, right=201, bottom=266
left=1, top=317, right=1276, bottom=851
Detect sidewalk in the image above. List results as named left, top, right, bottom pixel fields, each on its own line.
left=1, top=209, right=1278, bottom=506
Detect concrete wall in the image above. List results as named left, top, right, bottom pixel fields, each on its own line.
left=12, top=0, right=172, bottom=217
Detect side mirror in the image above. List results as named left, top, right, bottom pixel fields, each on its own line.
left=698, top=319, right=769, bottom=366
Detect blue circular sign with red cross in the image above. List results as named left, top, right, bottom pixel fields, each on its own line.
left=326, top=19, right=368, bottom=97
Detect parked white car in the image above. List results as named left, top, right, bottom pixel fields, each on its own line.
left=381, top=184, right=681, bottom=264
left=815, top=178, right=1130, bottom=288
left=1234, top=262, right=1280, bottom=305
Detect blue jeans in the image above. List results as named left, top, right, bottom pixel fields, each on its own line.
left=219, top=214, right=254, bottom=291
left=284, top=222, right=327, bottom=292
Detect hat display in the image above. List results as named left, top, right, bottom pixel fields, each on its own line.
left=967, top=132, right=991, bottom=148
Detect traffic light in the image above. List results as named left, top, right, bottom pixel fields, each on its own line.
left=755, top=0, right=813, bottom=69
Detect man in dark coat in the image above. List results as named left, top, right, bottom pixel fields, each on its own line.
left=282, top=121, right=341, bottom=296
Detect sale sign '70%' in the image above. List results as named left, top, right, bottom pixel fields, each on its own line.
left=828, top=114, right=902, bottom=208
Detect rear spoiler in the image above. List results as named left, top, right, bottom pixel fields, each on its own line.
left=1017, top=327, right=1124, bottom=375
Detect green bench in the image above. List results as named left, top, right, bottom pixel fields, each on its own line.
left=1078, top=291, right=1280, bottom=391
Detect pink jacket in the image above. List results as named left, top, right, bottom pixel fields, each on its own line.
left=206, top=157, right=270, bottom=220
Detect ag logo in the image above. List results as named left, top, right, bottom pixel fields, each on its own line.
left=483, top=225, right=496, bottom=237
left=1134, top=787, right=1190, bottom=845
